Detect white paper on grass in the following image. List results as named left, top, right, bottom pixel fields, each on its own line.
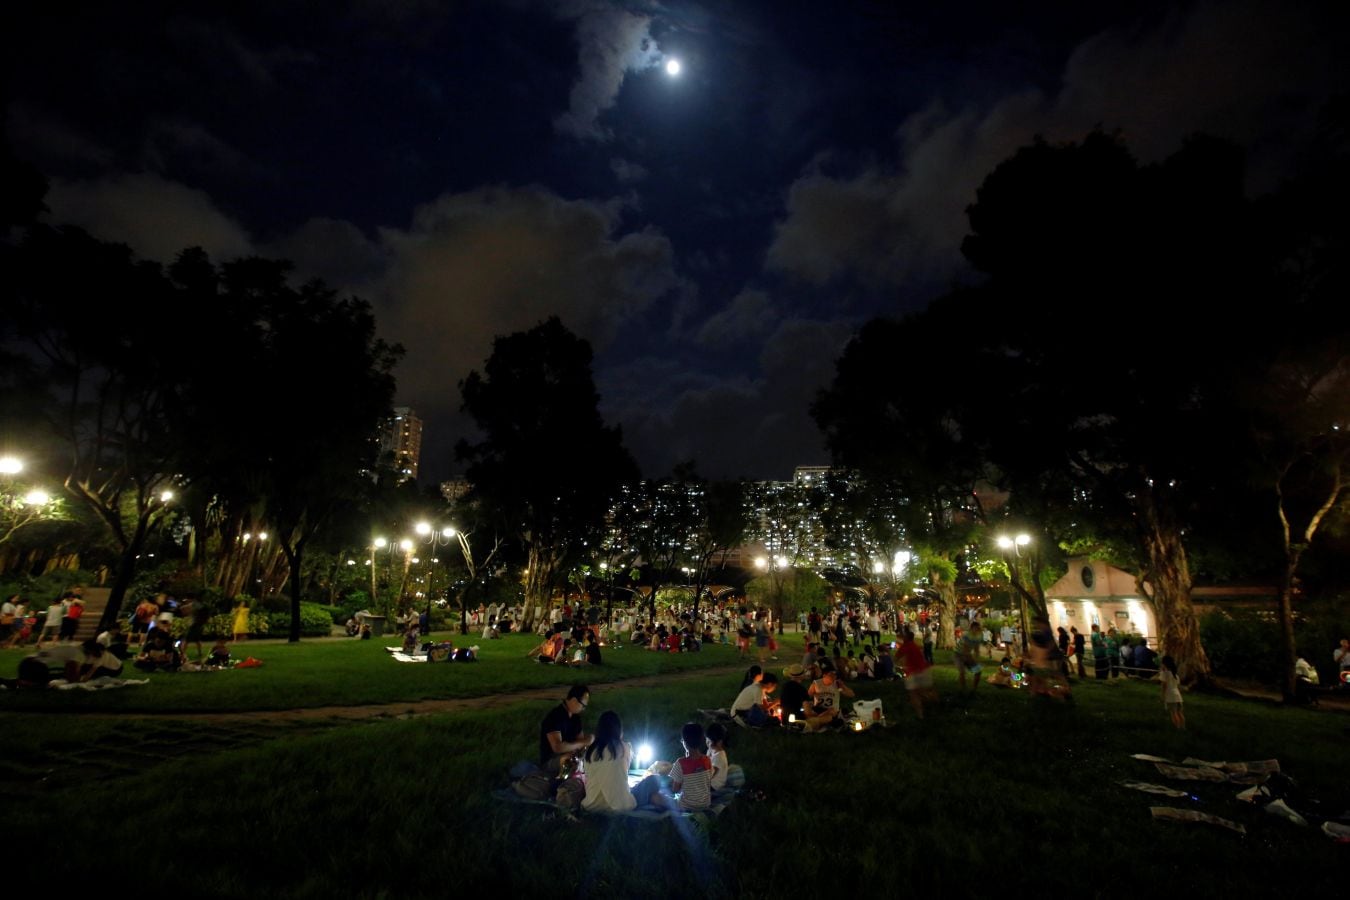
left=1121, top=781, right=1190, bottom=798
left=1150, top=807, right=1246, bottom=834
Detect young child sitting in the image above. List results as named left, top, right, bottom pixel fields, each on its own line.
left=207, top=639, right=231, bottom=667
left=666, top=722, right=714, bottom=811
left=705, top=722, right=744, bottom=801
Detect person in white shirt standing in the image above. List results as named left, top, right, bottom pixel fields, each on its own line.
left=35, top=596, right=67, bottom=649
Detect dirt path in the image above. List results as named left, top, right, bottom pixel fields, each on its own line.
left=54, top=664, right=748, bottom=725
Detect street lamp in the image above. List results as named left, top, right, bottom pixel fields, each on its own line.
left=369, top=536, right=388, bottom=610
left=0, top=456, right=23, bottom=475
left=414, top=522, right=459, bottom=623
left=996, top=533, right=1032, bottom=651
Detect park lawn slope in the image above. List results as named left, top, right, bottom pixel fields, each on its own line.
left=3, top=667, right=1344, bottom=898
left=0, top=631, right=770, bottom=712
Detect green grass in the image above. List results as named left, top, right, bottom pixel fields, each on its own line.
left=2, top=659, right=1345, bottom=897
left=0, top=630, right=766, bottom=712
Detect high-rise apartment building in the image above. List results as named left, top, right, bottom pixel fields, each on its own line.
left=379, top=407, right=423, bottom=482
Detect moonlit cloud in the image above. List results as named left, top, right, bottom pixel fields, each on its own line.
left=610, top=156, right=649, bottom=183
left=552, top=2, right=662, bottom=141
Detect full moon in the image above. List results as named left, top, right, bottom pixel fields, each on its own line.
left=665, top=58, right=681, bottom=77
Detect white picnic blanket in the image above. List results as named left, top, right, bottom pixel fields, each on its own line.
left=49, top=677, right=150, bottom=691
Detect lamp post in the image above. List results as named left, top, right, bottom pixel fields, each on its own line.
left=996, top=533, right=1032, bottom=651
left=415, top=522, right=458, bottom=626
left=369, top=536, right=387, bottom=610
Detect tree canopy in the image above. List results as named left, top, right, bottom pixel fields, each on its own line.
left=457, top=317, right=637, bottom=623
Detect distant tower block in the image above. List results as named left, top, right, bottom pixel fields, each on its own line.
left=380, top=407, right=423, bottom=482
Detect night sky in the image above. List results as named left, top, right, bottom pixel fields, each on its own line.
left=6, top=1, right=1344, bottom=483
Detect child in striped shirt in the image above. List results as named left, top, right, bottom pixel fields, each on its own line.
left=668, top=722, right=713, bottom=811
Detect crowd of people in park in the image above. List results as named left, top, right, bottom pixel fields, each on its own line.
left=531, top=683, right=742, bottom=814
left=0, top=588, right=252, bottom=688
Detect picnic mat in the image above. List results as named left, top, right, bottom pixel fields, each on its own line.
left=49, top=677, right=150, bottom=691
left=490, top=788, right=727, bottom=820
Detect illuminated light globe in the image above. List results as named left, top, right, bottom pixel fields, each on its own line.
left=24, top=489, right=50, bottom=506
left=665, top=58, right=681, bottom=76
left=635, top=743, right=654, bottom=766
left=0, top=457, right=22, bottom=475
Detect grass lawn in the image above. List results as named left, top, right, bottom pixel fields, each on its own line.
left=2, top=651, right=1345, bottom=898
left=0, top=630, right=764, bottom=712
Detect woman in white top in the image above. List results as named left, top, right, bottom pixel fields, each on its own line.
left=580, top=710, right=639, bottom=812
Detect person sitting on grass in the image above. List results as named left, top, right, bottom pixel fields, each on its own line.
left=664, top=722, right=714, bottom=812
left=986, top=656, right=1015, bottom=688
left=778, top=665, right=810, bottom=722
left=527, top=630, right=564, bottom=664
left=731, top=672, right=778, bottom=727
left=857, top=646, right=877, bottom=680
left=134, top=628, right=182, bottom=672
left=78, top=639, right=123, bottom=681
left=875, top=644, right=897, bottom=679
left=539, top=684, right=593, bottom=775
left=207, top=638, right=232, bottom=667
left=580, top=710, right=645, bottom=813
left=584, top=633, right=602, bottom=666
left=804, top=668, right=855, bottom=730
left=706, top=722, right=743, bottom=801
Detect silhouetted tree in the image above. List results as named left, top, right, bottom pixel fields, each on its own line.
left=457, top=317, right=637, bottom=628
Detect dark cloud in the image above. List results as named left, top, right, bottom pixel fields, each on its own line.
left=767, top=0, right=1347, bottom=293
left=44, top=172, right=254, bottom=263
left=695, top=289, right=778, bottom=347
left=7, top=105, right=114, bottom=168
left=265, top=217, right=390, bottom=289
left=605, top=317, right=854, bottom=479
left=142, top=120, right=269, bottom=182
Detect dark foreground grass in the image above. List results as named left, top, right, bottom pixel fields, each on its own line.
left=0, top=631, right=764, bottom=712
left=3, top=666, right=1345, bottom=898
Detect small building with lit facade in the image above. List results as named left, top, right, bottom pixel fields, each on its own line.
left=1043, top=557, right=1156, bottom=642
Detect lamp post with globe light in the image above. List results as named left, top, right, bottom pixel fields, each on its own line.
left=415, top=521, right=459, bottom=626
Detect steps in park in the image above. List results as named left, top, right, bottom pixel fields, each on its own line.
left=71, top=587, right=110, bottom=642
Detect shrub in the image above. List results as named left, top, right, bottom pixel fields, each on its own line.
left=1200, top=609, right=1281, bottom=682
left=265, top=602, right=335, bottom=637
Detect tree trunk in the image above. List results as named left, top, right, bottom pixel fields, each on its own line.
left=522, top=544, right=560, bottom=629
left=285, top=543, right=305, bottom=643
left=1276, top=561, right=1299, bottom=701
left=934, top=578, right=956, bottom=650
left=1137, top=504, right=1210, bottom=685
left=97, top=515, right=151, bottom=632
